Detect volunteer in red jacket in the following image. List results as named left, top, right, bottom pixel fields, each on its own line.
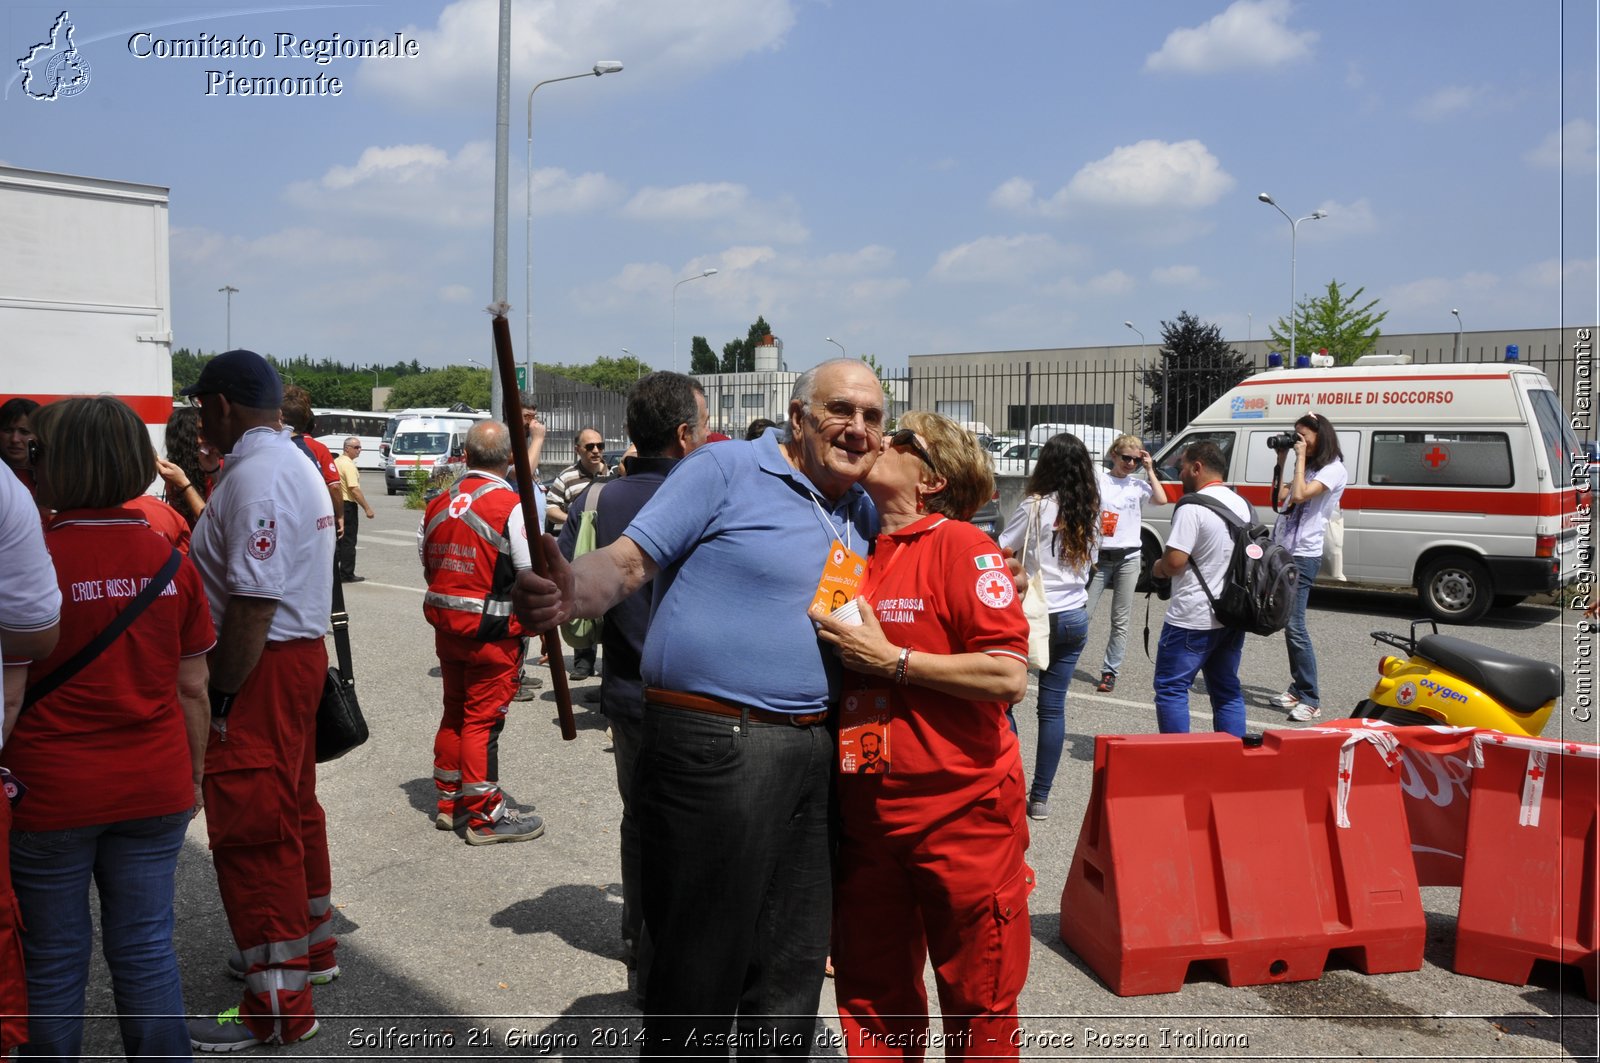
left=419, top=419, right=544, bottom=844
left=811, top=411, right=1032, bottom=1060
left=4, top=396, right=213, bottom=1062
left=182, top=350, right=339, bottom=1053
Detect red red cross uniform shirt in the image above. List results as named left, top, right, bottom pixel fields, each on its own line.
left=1, top=509, right=215, bottom=832
left=301, top=435, right=340, bottom=488
left=842, top=514, right=1028, bottom=828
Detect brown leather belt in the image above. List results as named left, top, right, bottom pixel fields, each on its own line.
left=645, top=686, right=828, bottom=727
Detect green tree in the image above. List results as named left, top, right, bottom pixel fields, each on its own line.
left=536, top=354, right=651, bottom=393
left=383, top=366, right=491, bottom=410
left=718, top=316, right=772, bottom=373
left=1132, top=311, right=1252, bottom=438
left=1270, top=279, right=1388, bottom=365
left=688, top=336, right=717, bottom=375
left=861, top=352, right=894, bottom=406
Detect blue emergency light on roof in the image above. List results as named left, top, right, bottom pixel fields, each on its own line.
left=1294, top=354, right=1311, bottom=368
left=1505, top=343, right=1520, bottom=363
left=1267, top=350, right=1283, bottom=368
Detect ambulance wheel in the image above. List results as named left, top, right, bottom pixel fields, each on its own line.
left=1418, top=555, right=1492, bottom=625
left=387, top=486, right=398, bottom=496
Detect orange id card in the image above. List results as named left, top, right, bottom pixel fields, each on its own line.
left=839, top=687, right=891, bottom=774
left=1100, top=510, right=1119, bottom=537
left=810, top=539, right=866, bottom=615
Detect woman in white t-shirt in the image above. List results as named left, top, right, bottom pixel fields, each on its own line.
left=998, top=433, right=1098, bottom=823
left=1270, top=412, right=1348, bottom=722
left=1083, top=433, right=1176, bottom=693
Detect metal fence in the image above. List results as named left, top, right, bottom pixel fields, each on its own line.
left=528, top=343, right=1584, bottom=475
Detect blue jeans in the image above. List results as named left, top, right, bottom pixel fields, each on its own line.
left=1153, top=624, right=1247, bottom=736
left=1083, top=548, right=1141, bottom=677
left=10, top=812, right=192, bottom=1062
left=1284, top=554, right=1322, bottom=707
left=635, top=704, right=833, bottom=1057
left=1033, top=607, right=1089, bottom=804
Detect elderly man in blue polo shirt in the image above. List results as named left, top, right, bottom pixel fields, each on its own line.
left=516, top=358, right=882, bottom=1057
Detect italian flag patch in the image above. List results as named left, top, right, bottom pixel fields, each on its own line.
left=974, top=553, right=1004, bottom=571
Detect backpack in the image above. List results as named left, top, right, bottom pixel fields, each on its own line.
left=559, top=482, right=608, bottom=650
left=1173, top=493, right=1298, bottom=636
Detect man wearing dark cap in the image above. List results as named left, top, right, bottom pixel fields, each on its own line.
left=180, top=350, right=339, bottom=1053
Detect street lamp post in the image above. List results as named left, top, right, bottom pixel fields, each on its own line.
left=672, top=268, right=718, bottom=373
left=1123, top=321, right=1146, bottom=360
left=825, top=336, right=847, bottom=360
left=1257, top=193, right=1327, bottom=366
left=1451, top=308, right=1463, bottom=360
left=218, top=285, right=238, bottom=349
left=525, top=60, right=624, bottom=384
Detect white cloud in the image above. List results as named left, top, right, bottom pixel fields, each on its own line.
left=1411, top=84, right=1488, bottom=121
left=929, top=234, right=1086, bottom=284
left=1065, top=139, right=1235, bottom=210
left=1526, top=119, right=1599, bottom=172
left=358, top=0, right=794, bottom=106
left=1152, top=264, right=1207, bottom=287
left=439, top=284, right=475, bottom=303
left=1382, top=259, right=1598, bottom=330
left=1145, top=0, right=1316, bottom=74
left=622, top=182, right=809, bottom=244
left=1305, top=197, right=1378, bottom=238
left=282, top=142, right=621, bottom=226
left=988, top=177, right=1037, bottom=213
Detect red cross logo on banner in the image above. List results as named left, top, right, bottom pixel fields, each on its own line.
left=1423, top=446, right=1450, bottom=469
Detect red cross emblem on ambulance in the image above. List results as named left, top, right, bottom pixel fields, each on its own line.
left=1422, top=446, right=1450, bottom=469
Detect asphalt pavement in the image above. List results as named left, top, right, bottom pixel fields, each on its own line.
left=69, top=472, right=1597, bottom=1060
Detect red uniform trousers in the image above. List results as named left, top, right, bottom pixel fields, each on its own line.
left=203, top=638, right=333, bottom=1044
left=0, top=797, right=26, bottom=1054
left=834, top=766, right=1034, bottom=1061
left=432, top=631, right=520, bottom=827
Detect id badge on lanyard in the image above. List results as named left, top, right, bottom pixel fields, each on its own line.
left=839, top=684, right=892, bottom=775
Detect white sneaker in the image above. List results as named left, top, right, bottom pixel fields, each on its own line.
left=1270, top=690, right=1301, bottom=710
left=1287, top=702, right=1322, bottom=722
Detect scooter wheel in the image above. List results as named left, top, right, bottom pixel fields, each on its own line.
left=1349, top=699, right=1385, bottom=720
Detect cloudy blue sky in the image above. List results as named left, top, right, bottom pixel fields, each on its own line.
left=4, top=0, right=1595, bottom=373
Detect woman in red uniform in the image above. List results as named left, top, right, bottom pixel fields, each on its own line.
left=2, top=396, right=215, bottom=1062
left=812, top=410, right=1031, bottom=1060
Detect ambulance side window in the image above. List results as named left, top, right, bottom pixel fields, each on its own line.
left=1527, top=388, right=1582, bottom=485
left=1155, top=431, right=1235, bottom=482
left=1370, top=432, right=1512, bottom=488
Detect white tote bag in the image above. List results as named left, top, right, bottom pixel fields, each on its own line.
left=1019, top=498, right=1052, bottom=670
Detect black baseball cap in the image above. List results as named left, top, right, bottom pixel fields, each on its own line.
left=181, top=349, right=283, bottom=408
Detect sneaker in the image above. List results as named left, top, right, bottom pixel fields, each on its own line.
left=189, top=1005, right=318, bottom=1053
left=511, top=678, right=541, bottom=702
left=1027, top=799, right=1049, bottom=821
left=225, top=953, right=340, bottom=985
left=1287, top=702, right=1323, bottom=722
left=466, top=808, right=545, bottom=846
left=1270, top=690, right=1301, bottom=710
left=1096, top=671, right=1116, bottom=693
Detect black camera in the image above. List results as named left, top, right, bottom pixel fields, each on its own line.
left=1266, top=432, right=1298, bottom=452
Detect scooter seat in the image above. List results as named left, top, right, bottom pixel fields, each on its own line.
left=1418, top=634, right=1562, bottom=716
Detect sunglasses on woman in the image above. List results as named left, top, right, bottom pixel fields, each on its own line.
left=889, top=428, right=938, bottom=474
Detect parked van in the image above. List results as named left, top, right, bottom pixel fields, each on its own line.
left=1142, top=360, right=1586, bottom=623
left=378, top=405, right=489, bottom=459
left=1026, top=424, right=1121, bottom=464
left=384, top=417, right=471, bottom=495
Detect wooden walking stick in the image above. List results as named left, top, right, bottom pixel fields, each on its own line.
left=490, top=304, right=576, bottom=740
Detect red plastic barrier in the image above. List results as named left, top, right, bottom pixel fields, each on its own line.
left=1454, top=733, right=1600, bottom=1000
left=1059, top=729, right=1424, bottom=996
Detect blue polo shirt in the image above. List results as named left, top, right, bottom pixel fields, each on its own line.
left=624, top=431, right=877, bottom=715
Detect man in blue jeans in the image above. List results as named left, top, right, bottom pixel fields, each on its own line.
left=1150, top=441, right=1250, bottom=736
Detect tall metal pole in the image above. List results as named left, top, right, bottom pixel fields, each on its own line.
left=1258, top=194, right=1326, bottom=365
left=825, top=336, right=847, bottom=360
left=1451, top=308, right=1463, bottom=360
left=526, top=62, right=624, bottom=389
left=218, top=285, right=238, bottom=349
left=672, top=268, right=717, bottom=373
left=490, top=0, right=512, bottom=420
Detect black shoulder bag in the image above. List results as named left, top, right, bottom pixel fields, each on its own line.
left=23, top=548, right=183, bottom=710
left=316, top=576, right=369, bottom=762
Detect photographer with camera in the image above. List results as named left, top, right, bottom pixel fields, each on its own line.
left=1268, top=412, right=1347, bottom=721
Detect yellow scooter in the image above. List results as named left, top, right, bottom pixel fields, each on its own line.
left=1353, top=620, right=1560, bottom=738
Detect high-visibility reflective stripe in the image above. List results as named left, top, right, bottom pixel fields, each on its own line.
left=308, top=895, right=332, bottom=918
left=246, top=965, right=310, bottom=996
left=240, top=936, right=309, bottom=969
left=425, top=591, right=484, bottom=613
left=433, top=767, right=463, bottom=783
left=460, top=780, right=500, bottom=796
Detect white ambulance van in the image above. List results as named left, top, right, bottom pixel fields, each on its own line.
left=384, top=417, right=472, bottom=495
left=1142, top=358, right=1586, bottom=623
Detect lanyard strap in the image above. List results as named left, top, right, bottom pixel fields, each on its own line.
left=810, top=496, right=853, bottom=554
